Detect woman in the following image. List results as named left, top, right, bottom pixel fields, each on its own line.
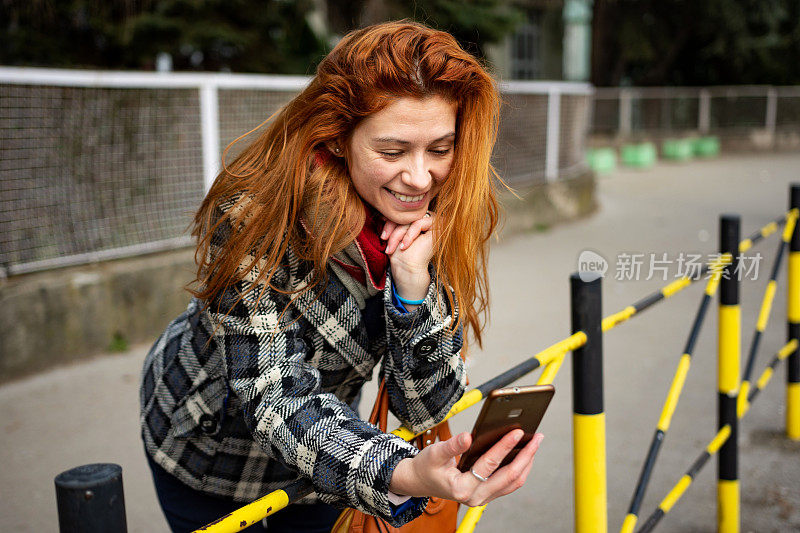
left=140, top=20, right=543, bottom=532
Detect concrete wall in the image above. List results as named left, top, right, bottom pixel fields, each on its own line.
left=0, top=170, right=596, bottom=383
left=0, top=249, right=196, bottom=382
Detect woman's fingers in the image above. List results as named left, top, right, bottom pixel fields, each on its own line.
left=398, top=213, right=434, bottom=251
left=384, top=225, right=408, bottom=255
left=380, top=220, right=398, bottom=240
left=468, top=429, right=524, bottom=481
left=381, top=212, right=434, bottom=255
left=423, top=432, right=471, bottom=469
left=457, top=431, right=543, bottom=506
left=486, top=433, right=543, bottom=498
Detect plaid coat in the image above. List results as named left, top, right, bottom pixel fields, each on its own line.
left=140, top=210, right=466, bottom=526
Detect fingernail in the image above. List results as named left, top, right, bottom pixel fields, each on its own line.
left=380, top=231, right=387, bottom=239
left=459, top=434, right=468, bottom=446
left=535, top=434, right=544, bottom=445
left=399, top=242, right=405, bottom=250
left=513, top=431, right=523, bottom=443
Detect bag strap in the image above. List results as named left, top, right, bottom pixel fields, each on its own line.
left=368, top=379, right=389, bottom=431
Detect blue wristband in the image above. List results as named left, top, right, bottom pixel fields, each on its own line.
left=391, top=284, right=425, bottom=305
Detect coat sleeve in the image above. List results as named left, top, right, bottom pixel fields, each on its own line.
left=382, top=269, right=467, bottom=434
left=209, top=277, right=425, bottom=526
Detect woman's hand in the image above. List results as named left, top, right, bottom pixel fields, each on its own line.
left=382, top=213, right=435, bottom=307
left=388, top=430, right=544, bottom=507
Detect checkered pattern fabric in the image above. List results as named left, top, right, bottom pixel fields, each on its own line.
left=140, top=203, right=466, bottom=526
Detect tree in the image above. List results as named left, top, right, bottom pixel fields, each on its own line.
left=326, top=0, right=524, bottom=59
left=591, top=0, right=800, bottom=86
left=1, top=0, right=327, bottom=74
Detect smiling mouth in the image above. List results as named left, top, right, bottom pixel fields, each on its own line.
left=387, top=189, right=425, bottom=203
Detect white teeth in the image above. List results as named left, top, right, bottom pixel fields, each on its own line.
left=389, top=190, right=424, bottom=202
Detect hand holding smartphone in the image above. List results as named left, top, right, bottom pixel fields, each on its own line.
left=457, top=384, right=554, bottom=472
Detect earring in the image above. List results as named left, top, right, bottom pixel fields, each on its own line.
left=334, top=147, right=341, bottom=154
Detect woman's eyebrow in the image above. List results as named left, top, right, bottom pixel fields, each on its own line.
left=371, top=132, right=456, bottom=144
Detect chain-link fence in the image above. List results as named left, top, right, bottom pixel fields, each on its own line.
left=0, top=68, right=592, bottom=276
left=591, top=86, right=800, bottom=151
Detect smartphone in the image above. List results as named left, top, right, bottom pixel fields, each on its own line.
left=457, top=384, right=555, bottom=472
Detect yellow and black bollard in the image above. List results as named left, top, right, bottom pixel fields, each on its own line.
left=718, top=215, right=741, bottom=533
left=570, top=272, right=607, bottom=533
left=788, top=184, right=800, bottom=440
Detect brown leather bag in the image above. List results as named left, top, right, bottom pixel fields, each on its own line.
left=331, top=379, right=459, bottom=533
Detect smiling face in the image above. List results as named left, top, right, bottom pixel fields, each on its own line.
left=344, top=95, right=457, bottom=225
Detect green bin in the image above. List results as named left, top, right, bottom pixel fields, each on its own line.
left=620, top=142, right=657, bottom=168
left=662, top=138, right=694, bottom=161
left=586, top=147, right=617, bottom=175
left=692, top=136, right=720, bottom=157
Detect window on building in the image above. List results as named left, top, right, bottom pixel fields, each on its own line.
left=510, top=9, right=542, bottom=80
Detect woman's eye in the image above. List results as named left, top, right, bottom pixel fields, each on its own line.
left=430, top=148, right=451, bottom=156
left=380, top=151, right=402, bottom=158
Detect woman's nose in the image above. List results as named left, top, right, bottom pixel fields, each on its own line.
left=401, top=155, right=432, bottom=190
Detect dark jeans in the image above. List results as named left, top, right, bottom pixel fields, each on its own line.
left=146, top=453, right=341, bottom=533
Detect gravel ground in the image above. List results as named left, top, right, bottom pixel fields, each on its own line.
left=1, top=153, right=799, bottom=532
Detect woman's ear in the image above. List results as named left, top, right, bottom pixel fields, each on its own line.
left=324, top=141, right=344, bottom=157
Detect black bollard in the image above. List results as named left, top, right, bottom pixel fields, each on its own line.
left=55, top=463, right=128, bottom=533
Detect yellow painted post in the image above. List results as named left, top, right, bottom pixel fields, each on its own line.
left=570, top=272, right=607, bottom=533
left=717, top=215, right=740, bottom=533
left=788, top=185, right=800, bottom=440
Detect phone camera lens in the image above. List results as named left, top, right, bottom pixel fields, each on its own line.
left=513, top=387, right=519, bottom=393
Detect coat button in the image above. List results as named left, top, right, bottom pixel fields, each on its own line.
left=199, top=414, right=218, bottom=434
left=414, top=338, right=438, bottom=358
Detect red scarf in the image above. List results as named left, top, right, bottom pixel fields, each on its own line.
left=334, top=206, right=389, bottom=290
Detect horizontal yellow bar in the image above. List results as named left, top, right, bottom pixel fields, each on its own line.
left=756, top=369, right=772, bottom=394
left=778, top=339, right=799, bottom=359
left=756, top=280, right=777, bottom=332
left=660, top=475, right=691, bottom=513
left=736, top=381, right=751, bottom=418
left=456, top=504, right=486, bottom=533
left=620, top=514, right=638, bottom=533
left=446, top=388, right=484, bottom=420
left=739, top=239, right=752, bottom=253
left=602, top=306, right=636, bottom=332
left=538, top=353, right=566, bottom=385
left=762, top=221, right=779, bottom=239
left=705, top=268, right=724, bottom=296
left=708, top=425, right=731, bottom=454
left=195, top=490, right=289, bottom=532
left=662, top=276, right=692, bottom=298
left=657, top=354, right=691, bottom=432
left=562, top=331, right=589, bottom=355
left=782, top=211, right=798, bottom=242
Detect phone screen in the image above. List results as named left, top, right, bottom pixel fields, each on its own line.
left=457, top=385, right=554, bottom=472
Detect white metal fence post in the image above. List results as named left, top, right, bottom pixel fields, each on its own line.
left=619, top=88, right=632, bottom=139
left=698, top=89, right=710, bottom=134
left=765, top=87, right=777, bottom=148
left=200, top=82, right=221, bottom=193
left=546, top=88, right=561, bottom=182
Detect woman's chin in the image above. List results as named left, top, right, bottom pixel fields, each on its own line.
left=380, top=208, right=427, bottom=225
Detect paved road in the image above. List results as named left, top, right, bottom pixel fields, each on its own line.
left=2, top=153, right=799, bottom=532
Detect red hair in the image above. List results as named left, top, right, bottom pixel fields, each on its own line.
left=192, top=20, right=502, bottom=348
